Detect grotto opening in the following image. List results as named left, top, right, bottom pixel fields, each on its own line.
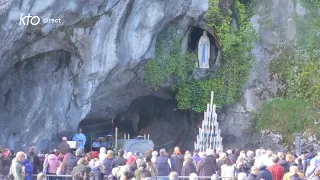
left=79, top=95, right=202, bottom=153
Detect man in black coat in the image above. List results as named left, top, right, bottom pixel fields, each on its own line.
left=112, top=149, right=126, bottom=168
left=27, top=146, right=41, bottom=174
left=181, top=156, right=196, bottom=177
left=256, top=161, right=273, bottom=180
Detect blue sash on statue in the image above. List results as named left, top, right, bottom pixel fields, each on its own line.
left=202, top=44, right=206, bottom=62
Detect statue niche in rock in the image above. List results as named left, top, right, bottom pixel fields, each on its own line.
left=197, top=31, right=210, bottom=69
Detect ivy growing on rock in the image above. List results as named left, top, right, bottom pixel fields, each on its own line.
left=176, top=0, right=256, bottom=111
left=144, top=0, right=256, bottom=112
left=252, top=98, right=320, bottom=143
left=255, top=0, right=320, bottom=142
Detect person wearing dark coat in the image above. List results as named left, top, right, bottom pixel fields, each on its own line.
left=112, top=149, right=126, bottom=168
left=278, top=152, right=290, bottom=173
left=170, top=147, right=184, bottom=175
left=58, top=137, right=71, bottom=154
left=0, top=153, right=10, bottom=179
left=196, top=149, right=217, bottom=180
left=181, top=156, right=196, bottom=177
left=71, top=158, right=91, bottom=180
left=103, top=150, right=114, bottom=176
left=27, top=146, right=41, bottom=174
left=64, top=150, right=78, bottom=180
left=246, top=166, right=259, bottom=180
left=256, top=164, right=273, bottom=180
left=156, top=149, right=171, bottom=177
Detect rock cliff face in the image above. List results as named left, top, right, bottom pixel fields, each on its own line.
left=0, top=0, right=308, bottom=151
left=0, top=0, right=207, bottom=150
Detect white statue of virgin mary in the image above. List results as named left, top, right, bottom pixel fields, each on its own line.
left=198, top=31, right=210, bottom=69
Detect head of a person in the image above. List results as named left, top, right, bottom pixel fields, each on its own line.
left=136, top=159, right=144, bottom=168
left=159, top=149, right=166, bottom=156
left=152, top=151, right=158, bottom=157
left=145, top=155, right=152, bottom=163
left=219, top=153, right=227, bottom=160
left=174, top=147, right=180, bottom=153
left=9, top=150, right=15, bottom=156
left=223, top=157, right=232, bottom=166
left=271, top=154, right=279, bottom=163
left=16, top=151, right=25, bottom=162
left=286, top=153, right=295, bottom=163
left=37, top=172, right=46, bottom=180
left=62, top=137, right=67, bottom=142
left=251, top=166, right=259, bottom=175
left=28, top=146, right=35, bottom=153
left=206, top=149, right=214, bottom=157
left=290, top=166, right=299, bottom=175
left=266, top=149, right=273, bottom=157
left=75, top=148, right=84, bottom=157
left=194, top=150, right=199, bottom=155
left=145, top=149, right=152, bottom=156
left=247, top=151, right=254, bottom=158
left=78, top=128, right=83, bottom=134
left=189, top=173, right=198, bottom=180
left=278, top=152, right=285, bottom=160
left=211, top=174, right=219, bottom=180
left=118, top=149, right=124, bottom=157
left=135, top=152, right=141, bottom=158
left=126, top=156, right=136, bottom=165
left=78, top=157, right=88, bottom=165
left=169, top=171, right=179, bottom=180
left=226, top=150, right=232, bottom=156
left=53, top=149, right=59, bottom=155
left=106, top=150, right=114, bottom=159
left=236, top=156, right=245, bottom=164
left=186, top=156, right=193, bottom=163
left=185, top=150, right=191, bottom=156
left=126, top=152, right=133, bottom=158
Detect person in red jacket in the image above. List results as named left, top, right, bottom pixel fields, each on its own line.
left=267, top=154, right=285, bottom=180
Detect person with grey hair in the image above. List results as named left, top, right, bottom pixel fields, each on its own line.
left=189, top=173, right=198, bottom=180
left=267, top=154, right=284, bottom=180
left=247, top=166, right=259, bottom=180
left=169, top=171, right=179, bottom=180
left=156, top=149, right=171, bottom=180
left=8, top=151, right=25, bottom=180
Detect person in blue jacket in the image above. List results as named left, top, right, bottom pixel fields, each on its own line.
left=23, top=158, right=33, bottom=180
left=72, top=128, right=86, bottom=149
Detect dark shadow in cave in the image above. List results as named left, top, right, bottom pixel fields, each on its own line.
left=79, top=95, right=202, bottom=152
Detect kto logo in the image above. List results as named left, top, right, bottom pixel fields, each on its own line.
left=19, top=13, right=40, bottom=25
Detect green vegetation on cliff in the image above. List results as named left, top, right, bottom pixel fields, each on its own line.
left=144, top=0, right=256, bottom=112
left=252, top=98, right=320, bottom=143
left=254, top=0, right=320, bottom=141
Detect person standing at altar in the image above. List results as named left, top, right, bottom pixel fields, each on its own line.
left=72, top=128, right=86, bottom=149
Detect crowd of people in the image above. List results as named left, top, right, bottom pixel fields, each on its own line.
left=1, top=138, right=320, bottom=180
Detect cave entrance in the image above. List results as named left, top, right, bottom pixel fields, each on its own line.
left=79, top=95, right=201, bottom=153
left=188, top=27, right=218, bottom=67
